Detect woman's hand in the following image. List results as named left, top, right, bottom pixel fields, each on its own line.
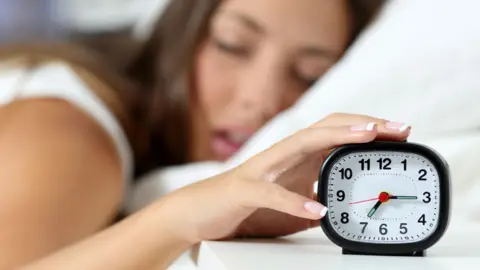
left=234, top=113, right=411, bottom=237
left=156, top=113, right=411, bottom=244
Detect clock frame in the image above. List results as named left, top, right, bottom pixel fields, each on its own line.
left=317, top=141, right=451, bottom=256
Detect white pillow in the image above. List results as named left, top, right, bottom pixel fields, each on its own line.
left=127, top=0, right=480, bottom=223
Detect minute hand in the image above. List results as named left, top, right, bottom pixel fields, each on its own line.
left=389, top=195, right=418, bottom=200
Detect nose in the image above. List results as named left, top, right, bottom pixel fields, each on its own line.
left=235, top=55, right=289, bottom=124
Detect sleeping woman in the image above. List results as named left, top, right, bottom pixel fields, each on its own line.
left=0, top=0, right=389, bottom=268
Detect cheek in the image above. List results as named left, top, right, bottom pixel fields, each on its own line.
left=194, top=44, right=237, bottom=120
left=284, top=88, right=304, bottom=109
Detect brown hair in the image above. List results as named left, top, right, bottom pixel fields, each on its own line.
left=0, top=0, right=385, bottom=177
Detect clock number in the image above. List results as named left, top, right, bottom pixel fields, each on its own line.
left=339, top=168, right=353, bottom=180
left=418, top=169, right=428, bottom=181
left=422, top=192, right=431, bottom=203
left=336, top=190, right=345, bottom=202
left=359, top=159, right=371, bottom=171
left=418, top=214, right=427, bottom=225
left=379, top=223, right=388, bottom=235
left=401, top=159, right=407, bottom=171
left=360, top=222, right=368, bottom=234
left=377, top=158, right=392, bottom=170
left=340, top=212, right=349, bottom=224
left=399, top=223, right=408, bottom=234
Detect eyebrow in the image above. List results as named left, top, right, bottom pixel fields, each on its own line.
left=220, top=9, right=342, bottom=60
left=221, top=10, right=266, bottom=34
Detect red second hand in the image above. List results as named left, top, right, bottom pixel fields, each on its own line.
left=349, top=192, right=391, bottom=205
left=349, top=197, right=378, bottom=205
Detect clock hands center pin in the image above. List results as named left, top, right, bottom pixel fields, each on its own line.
left=366, top=192, right=390, bottom=218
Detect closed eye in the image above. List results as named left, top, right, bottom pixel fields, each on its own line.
left=212, top=38, right=251, bottom=58
left=291, top=67, right=327, bottom=87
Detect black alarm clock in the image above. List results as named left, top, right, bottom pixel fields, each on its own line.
left=317, top=141, right=450, bottom=257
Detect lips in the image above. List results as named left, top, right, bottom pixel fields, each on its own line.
left=212, top=129, right=253, bottom=160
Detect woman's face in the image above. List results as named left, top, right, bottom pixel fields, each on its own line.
left=191, top=0, right=352, bottom=161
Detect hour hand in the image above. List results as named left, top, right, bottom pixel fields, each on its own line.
left=367, top=200, right=382, bottom=218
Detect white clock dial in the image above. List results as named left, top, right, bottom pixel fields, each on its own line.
left=326, top=151, right=440, bottom=244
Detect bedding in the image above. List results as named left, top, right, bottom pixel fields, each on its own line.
left=126, top=0, right=480, bottom=224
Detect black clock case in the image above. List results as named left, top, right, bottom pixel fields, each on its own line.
left=317, top=141, right=451, bottom=257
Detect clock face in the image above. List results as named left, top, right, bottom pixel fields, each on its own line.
left=325, top=151, right=440, bottom=244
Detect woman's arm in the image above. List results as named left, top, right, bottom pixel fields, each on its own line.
left=0, top=102, right=408, bottom=270
left=0, top=98, right=124, bottom=269
left=23, top=114, right=411, bottom=270
left=0, top=97, right=194, bottom=270
left=22, top=198, right=193, bottom=270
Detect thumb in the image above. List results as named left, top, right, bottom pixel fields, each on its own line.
left=241, top=179, right=328, bottom=220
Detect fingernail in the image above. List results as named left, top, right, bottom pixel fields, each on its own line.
left=385, top=121, right=410, bottom=132
left=304, top=202, right=328, bottom=217
left=351, top=122, right=376, bottom=132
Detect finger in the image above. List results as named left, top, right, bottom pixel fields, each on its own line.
left=310, top=113, right=389, bottom=128
left=310, top=193, right=321, bottom=228
left=310, top=219, right=321, bottom=228
left=252, top=124, right=378, bottom=175
left=243, top=180, right=328, bottom=220
left=310, top=113, right=411, bottom=141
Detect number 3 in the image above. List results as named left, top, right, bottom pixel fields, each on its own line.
left=423, top=192, right=431, bottom=203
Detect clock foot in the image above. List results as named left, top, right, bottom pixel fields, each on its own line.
left=342, top=249, right=425, bottom=257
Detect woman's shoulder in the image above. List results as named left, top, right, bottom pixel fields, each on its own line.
left=0, top=52, right=135, bottom=193
left=0, top=45, right=135, bottom=125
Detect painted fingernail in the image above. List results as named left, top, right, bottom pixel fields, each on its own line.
left=386, top=121, right=410, bottom=132
left=351, top=122, right=376, bottom=132
left=304, top=202, right=328, bottom=217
